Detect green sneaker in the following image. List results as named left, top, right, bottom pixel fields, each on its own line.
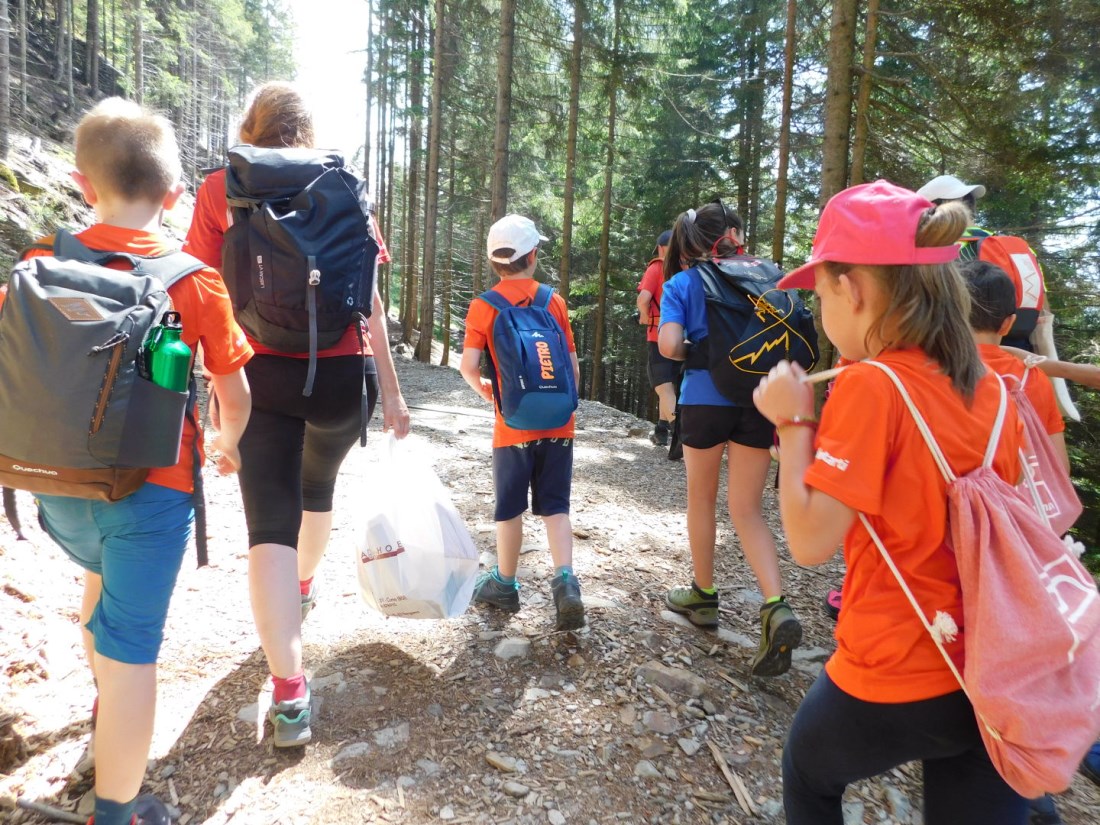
left=750, top=597, right=802, bottom=677
left=473, top=569, right=521, bottom=612
left=268, top=686, right=312, bottom=748
left=665, top=582, right=719, bottom=627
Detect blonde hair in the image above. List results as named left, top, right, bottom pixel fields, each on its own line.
left=238, top=82, right=315, bottom=148
left=74, top=97, right=181, bottom=204
left=825, top=200, right=983, bottom=399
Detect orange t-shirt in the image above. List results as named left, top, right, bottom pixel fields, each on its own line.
left=184, top=167, right=390, bottom=358
left=21, top=225, right=254, bottom=494
left=978, top=344, right=1064, bottom=435
left=462, top=278, right=577, bottom=448
left=637, top=258, right=664, bottom=343
left=807, top=348, right=1022, bottom=703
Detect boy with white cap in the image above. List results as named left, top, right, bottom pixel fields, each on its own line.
left=915, top=174, right=991, bottom=258
left=460, top=214, right=585, bottom=630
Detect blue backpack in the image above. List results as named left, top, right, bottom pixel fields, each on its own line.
left=479, top=284, right=578, bottom=430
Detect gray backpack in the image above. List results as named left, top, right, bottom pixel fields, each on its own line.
left=0, top=231, right=205, bottom=503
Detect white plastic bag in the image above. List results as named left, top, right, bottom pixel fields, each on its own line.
left=356, top=434, right=478, bottom=618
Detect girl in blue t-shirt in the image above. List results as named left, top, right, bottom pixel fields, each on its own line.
left=658, top=200, right=801, bottom=677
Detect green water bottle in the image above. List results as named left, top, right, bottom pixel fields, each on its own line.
left=146, top=311, right=192, bottom=392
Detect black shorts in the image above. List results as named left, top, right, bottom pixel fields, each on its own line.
left=237, top=354, right=379, bottom=548
left=647, top=341, right=680, bottom=388
left=491, top=438, right=573, bottom=521
left=679, top=404, right=774, bottom=450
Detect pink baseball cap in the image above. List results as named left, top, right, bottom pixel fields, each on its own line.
left=778, top=179, right=960, bottom=290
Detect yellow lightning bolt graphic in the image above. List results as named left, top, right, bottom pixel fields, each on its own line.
left=730, top=331, right=791, bottom=368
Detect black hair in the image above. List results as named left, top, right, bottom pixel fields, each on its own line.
left=960, top=259, right=1017, bottom=333
left=662, top=200, right=745, bottom=282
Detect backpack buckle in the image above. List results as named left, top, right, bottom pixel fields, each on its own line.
left=308, top=269, right=321, bottom=286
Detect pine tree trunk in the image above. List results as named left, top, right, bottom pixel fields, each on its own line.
left=0, top=0, right=9, bottom=159
left=489, top=0, right=515, bottom=221
left=363, top=0, right=373, bottom=182
left=820, top=0, right=857, bottom=205
left=133, top=0, right=143, bottom=105
left=849, top=0, right=880, bottom=186
left=416, top=0, right=446, bottom=364
left=85, top=0, right=98, bottom=94
left=589, top=0, right=621, bottom=402
left=559, top=0, right=583, bottom=300
left=772, top=0, right=796, bottom=266
left=16, top=0, right=25, bottom=113
left=441, top=147, right=455, bottom=368
left=401, top=15, right=423, bottom=344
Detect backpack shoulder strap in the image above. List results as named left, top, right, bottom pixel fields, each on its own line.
left=532, top=283, right=554, bottom=309
left=478, top=288, right=514, bottom=314
left=133, top=251, right=208, bottom=290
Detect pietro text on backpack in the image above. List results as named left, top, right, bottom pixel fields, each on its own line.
left=859, top=361, right=1100, bottom=799
left=0, top=232, right=204, bottom=502
left=479, top=284, right=578, bottom=431
left=686, top=258, right=819, bottom=404
left=222, top=145, right=380, bottom=395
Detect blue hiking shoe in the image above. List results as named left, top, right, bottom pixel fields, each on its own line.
left=132, top=794, right=172, bottom=825
left=473, top=569, right=520, bottom=612
left=268, top=686, right=312, bottom=748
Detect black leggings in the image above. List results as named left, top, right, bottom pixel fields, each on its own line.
left=237, top=354, right=379, bottom=548
left=783, top=671, right=1027, bottom=824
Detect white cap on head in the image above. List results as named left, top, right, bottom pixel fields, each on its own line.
left=916, top=174, right=986, bottom=202
left=487, top=214, right=547, bottom=264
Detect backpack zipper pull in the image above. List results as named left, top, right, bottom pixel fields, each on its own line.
left=89, top=331, right=130, bottom=355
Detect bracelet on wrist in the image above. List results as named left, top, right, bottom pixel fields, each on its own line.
left=775, top=415, right=819, bottom=432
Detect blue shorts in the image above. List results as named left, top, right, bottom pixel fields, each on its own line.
left=36, top=483, right=194, bottom=665
left=492, top=439, right=573, bottom=521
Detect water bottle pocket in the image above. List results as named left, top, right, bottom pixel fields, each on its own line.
left=110, top=376, right=188, bottom=468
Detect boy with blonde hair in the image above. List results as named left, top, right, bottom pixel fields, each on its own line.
left=460, top=215, right=585, bottom=630
left=3, top=98, right=253, bottom=825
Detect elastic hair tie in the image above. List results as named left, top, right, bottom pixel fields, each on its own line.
left=685, top=208, right=697, bottom=226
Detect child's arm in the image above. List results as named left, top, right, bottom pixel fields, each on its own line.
left=571, top=351, right=580, bottom=387
left=754, top=361, right=856, bottom=565
left=1001, top=346, right=1100, bottom=389
left=460, top=346, right=494, bottom=403
left=636, top=289, right=653, bottom=325
left=367, top=288, right=411, bottom=439
left=209, top=369, right=250, bottom=474
left=658, top=321, right=688, bottom=361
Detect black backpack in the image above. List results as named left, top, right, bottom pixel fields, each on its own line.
left=222, top=145, right=380, bottom=396
left=684, top=257, right=820, bottom=404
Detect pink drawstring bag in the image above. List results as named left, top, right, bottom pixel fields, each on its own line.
left=859, top=361, right=1100, bottom=799
left=1005, top=366, right=1082, bottom=536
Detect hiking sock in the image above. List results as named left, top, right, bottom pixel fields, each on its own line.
left=764, top=595, right=783, bottom=606
left=554, top=565, right=575, bottom=580
left=491, top=567, right=516, bottom=586
left=94, top=797, right=136, bottom=825
left=273, top=672, right=308, bottom=704
left=299, top=577, right=314, bottom=597
left=693, top=580, right=717, bottom=597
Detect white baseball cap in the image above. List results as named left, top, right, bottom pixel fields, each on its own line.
left=916, top=174, right=986, bottom=202
left=487, top=214, right=547, bottom=263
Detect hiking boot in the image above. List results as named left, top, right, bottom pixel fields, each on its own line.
left=268, top=686, right=312, bottom=748
left=650, top=422, right=669, bottom=447
left=132, top=794, right=172, bottom=825
left=473, top=569, right=521, bottom=612
left=665, top=582, right=719, bottom=628
left=300, top=580, right=318, bottom=622
left=1027, top=794, right=1063, bottom=825
left=551, top=572, right=585, bottom=631
left=750, top=597, right=802, bottom=677
left=824, top=589, right=842, bottom=621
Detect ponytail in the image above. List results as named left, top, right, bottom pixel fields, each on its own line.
left=662, top=201, right=744, bottom=282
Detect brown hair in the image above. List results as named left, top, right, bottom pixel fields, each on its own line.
left=489, top=248, right=536, bottom=278
left=824, top=200, right=983, bottom=399
left=662, top=201, right=744, bottom=282
left=74, top=97, right=181, bottom=203
left=238, top=82, right=315, bottom=148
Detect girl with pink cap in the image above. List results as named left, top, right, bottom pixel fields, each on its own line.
left=754, top=180, right=1028, bottom=823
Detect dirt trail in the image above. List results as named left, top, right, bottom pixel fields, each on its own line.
left=2, top=348, right=1098, bottom=825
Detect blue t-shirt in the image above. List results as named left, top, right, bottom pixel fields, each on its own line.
left=659, top=266, right=735, bottom=407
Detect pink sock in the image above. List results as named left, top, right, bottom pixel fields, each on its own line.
left=272, top=672, right=307, bottom=704
left=299, top=577, right=313, bottom=597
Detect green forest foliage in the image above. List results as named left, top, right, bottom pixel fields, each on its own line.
left=5, top=0, right=1100, bottom=558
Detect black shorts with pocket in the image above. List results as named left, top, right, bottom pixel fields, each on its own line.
left=647, top=341, right=680, bottom=388
left=678, top=404, right=774, bottom=450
